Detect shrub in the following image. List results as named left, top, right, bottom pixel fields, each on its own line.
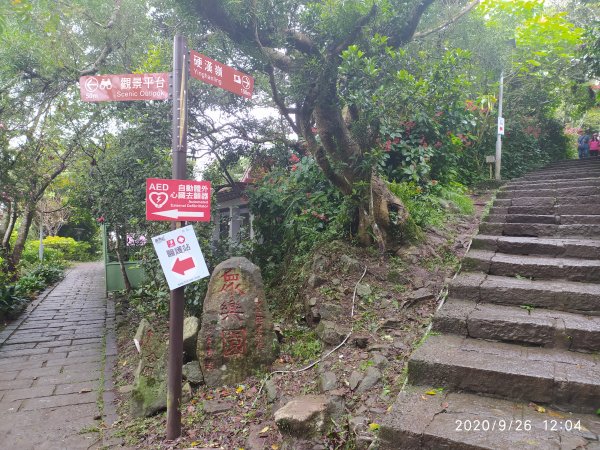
left=22, top=236, right=94, bottom=264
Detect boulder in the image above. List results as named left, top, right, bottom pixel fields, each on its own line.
left=182, top=361, right=204, bottom=385
left=183, top=316, right=200, bottom=362
left=274, top=395, right=339, bottom=438
left=316, top=320, right=350, bottom=346
left=131, top=320, right=168, bottom=417
left=197, top=257, right=279, bottom=386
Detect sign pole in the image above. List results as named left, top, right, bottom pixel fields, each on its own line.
left=166, top=33, right=188, bottom=440
left=495, top=70, right=504, bottom=181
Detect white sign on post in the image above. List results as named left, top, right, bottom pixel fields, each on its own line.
left=151, top=225, right=210, bottom=290
left=498, top=117, right=505, bottom=135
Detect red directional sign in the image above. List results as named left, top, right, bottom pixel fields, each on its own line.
left=79, top=73, right=169, bottom=102
left=146, top=178, right=211, bottom=222
left=190, top=50, right=254, bottom=99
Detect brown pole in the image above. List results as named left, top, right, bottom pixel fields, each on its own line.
left=166, top=33, right=188, bottom=440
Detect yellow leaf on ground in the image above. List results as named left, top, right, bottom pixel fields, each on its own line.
left=271, top=445, right=279, bottom=450
left=535, top=406, right=546, bottom=413
left=236, top=386, right=245, bottom=394
left=425, top=390, right=438, bottom=396
left=260, top=426, right=270, bottom=433
left=368, top=423, right=380, bottom=431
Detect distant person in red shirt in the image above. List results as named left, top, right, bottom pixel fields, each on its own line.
left=590, top=133, right=599, bottom=157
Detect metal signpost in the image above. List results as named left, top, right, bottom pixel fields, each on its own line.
left=495, top=70, right=504, bottom=181
left=80, top=33, right=254, bottom=439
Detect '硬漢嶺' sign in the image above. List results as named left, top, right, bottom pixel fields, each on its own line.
left=79, top=73, right=169, bottom=102
left=190, top=50, right=254, bottom=99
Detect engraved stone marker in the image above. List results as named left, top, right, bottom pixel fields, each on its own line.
left=197, top=257, right=278, bottom=386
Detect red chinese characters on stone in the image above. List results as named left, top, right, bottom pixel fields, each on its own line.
left=204, top=335, right=215, bottom=370
left=220, top=269, right=246, bottom=295
left=220, top=297, right=244, bottom=322
left=222, top=329, right=247, bottom=358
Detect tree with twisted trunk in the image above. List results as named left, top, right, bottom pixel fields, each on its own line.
left=176, top=0, right=480, bottom=252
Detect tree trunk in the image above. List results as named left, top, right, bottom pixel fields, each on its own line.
left=8, top=202, right=35, bottom=272
left=2, top=201, right=17, bottom=254
left=114, top=229, right=132, bottom=293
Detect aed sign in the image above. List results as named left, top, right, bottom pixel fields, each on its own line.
left=146, top=178, right=211, bottom=222
left=151, top=225, right=210, bottom=290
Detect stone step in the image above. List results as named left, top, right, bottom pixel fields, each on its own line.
left=504, top=177, right=600, bottom=190
left=449, top=273, right=600, bottom=315
left=521, top=170, right=600, bottom=181
left=485, top=214, right=600, bottom=225
left=471, top=235, right=600, bottom=259
left=492, top=194, right=600, bottom=208
left=490, top=205, right=600, bottom=216
left=407, top=334, right=600, bottom=414
left=379, top=388, right=600, bottom=450
left=463, top=250, right=600, bottom=282
left=479, top=221, right=600, bottom=238
left=433, top=298, right=600, bottom=352
left=497, top=186, right=600, bottom=199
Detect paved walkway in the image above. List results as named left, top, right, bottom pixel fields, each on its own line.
left=0, top=262, right=116, bottom=449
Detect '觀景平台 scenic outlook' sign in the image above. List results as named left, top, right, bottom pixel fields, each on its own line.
left=79, top=73, right=169, bottom=102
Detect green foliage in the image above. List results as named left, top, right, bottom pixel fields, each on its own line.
left=388, top=181, right=474, bottom=230
left=0, top=261, right=65, bottom=321
left=249, top=156, right=354, bottom=283
left=21, top=236, right=94, bottom=265
left=282, top=328, right=323, bottom=363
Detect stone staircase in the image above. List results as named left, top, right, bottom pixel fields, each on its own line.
left=380, top=159, right=600, bottom=449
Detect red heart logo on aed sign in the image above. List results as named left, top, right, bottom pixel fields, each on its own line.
left=149, top=192, right=168, bottom=209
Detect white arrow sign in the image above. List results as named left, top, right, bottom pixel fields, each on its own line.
left=152, top=209, right=206, bottom=219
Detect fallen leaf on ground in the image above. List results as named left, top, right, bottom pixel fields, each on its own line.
left=260, top=426, right=270, bottom=433
left=369, top=423, right=380, bottom=431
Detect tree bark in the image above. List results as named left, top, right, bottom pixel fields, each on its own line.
left=114, top=228, right=132, bottom=293
left=8, top=202, right=35, bottom=273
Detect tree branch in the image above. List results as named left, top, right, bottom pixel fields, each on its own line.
left=332, top=3, right=379, bottom=56
left=413, top=0, right=481, bottom=40
left=388, top=0, right=436, bottom=47
left=266, top=65, right=300, bottom=135
left=78, top=0, right=122, bottom=76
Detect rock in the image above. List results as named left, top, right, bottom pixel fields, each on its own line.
left=312, top=254, right=330, bottom=273
left=197, top=257, right=279, bottom=387
left=370, top=352, right=389, bottom=369
left=274, top=395, right=337, bottom=438
left=265, top=378, right=278, bottom=403
left=350, top=333, right=369, bottom=349
left=319, top=371, right=337, bottom=392
left=183, top=316, right=200, bottom=362
left=182, top=361, right=204, bottom=385
left=340, top=255, right=362, bottom=274
left=381, top=318, right=403, bottom=329
left=182, top=382, right=192, bottom=403
left=356, top=367, right=381, bottom=393
left=319, top=302, right=343, bottom=321
left=387, top=269, right=409, bottom=284
left=246, top=423, right=269, bottom=450
left=316, top=320, right=350, bottom=346
left=307, top=273, right=326, bottom=289
left=349, top=416, right=368, bottom=434
left=349, top=370, right=363, bottom=391
left=203, top=399, right=235, bottom=415
left=408, top=287, right=435, bottom=304
left=356, top=283, right=372, bottom=299
left=411, top=277, right=425, bottom=289
left=131, top=320, right=168, bottom=418
left=356, top=434, right=374, bottom=450
left=308, top=297, right=318, bottom=307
